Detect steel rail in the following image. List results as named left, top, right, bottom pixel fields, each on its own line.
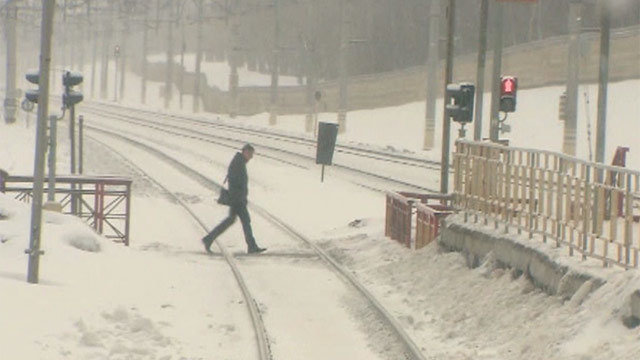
left=86, top=125, right=429, bottom=360
left=86, top=136, right=273, bottom=360
left=82, top=100, right=442, bottom=168
left=81, top=104, right=442, bottom=193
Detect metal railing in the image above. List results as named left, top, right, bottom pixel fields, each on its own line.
left=1, top=174, right=132, bottom=246
left=453, top=140, right=640, bottom=269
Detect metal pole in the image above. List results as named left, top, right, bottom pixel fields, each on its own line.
left=3, top=1, right=18, bottom=124
left=164, top=4, right=174, bottom=109
left=70, top=104, right=76, bottom=175
left=155, top=0, right=161, bottom=35
left=88, top=0, right=96, bottom=98
left=142, top=12, right=148, bottom=104
left=424, top=0, right=439, bottom=149
left=193, top=0, right=203, bottom=112
left=228, top=0, right=239, bottom=118
left=595, top=0, right=610, bottom=165
left=563, top=0, right=582, bottom=156
left=78, top=115, right=84, bottom=218
left=79, top=115, right=83, bottom=175
left=337, top=0, right=348, bottom=133
left=489, top=1, right=504, bottom=142
left=269, top=0, right=280, bottom=126
left=304, top=0, right=315, bottom=132
left=440, top=0, right=455, bottom=194
left=47, top=115, right=57, bottom=202
left=179, top=24, right=185, bottom=109
left=114, top=52, right=118, bottom=101
left=70, top=104, right=77, bottom=214
left=473, top=0, right=489, bottom=141
left=100, top=13, right=110, bottom=99
left=592, top=0, right=611, bottom=234
left=119, top=22, right=128, bottom=101
left=27, top=0, right=56, bottom=284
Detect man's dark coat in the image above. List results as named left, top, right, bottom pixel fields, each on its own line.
left=227, top=152, right=249, bottom=205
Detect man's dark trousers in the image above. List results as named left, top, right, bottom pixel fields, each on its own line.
left=204, top=202, right=258, bottom=250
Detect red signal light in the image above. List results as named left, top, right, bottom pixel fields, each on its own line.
left=501, top=76, right=517, bottom=95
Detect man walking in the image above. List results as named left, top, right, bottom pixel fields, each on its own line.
left=202, top=144, right=266, bottom=254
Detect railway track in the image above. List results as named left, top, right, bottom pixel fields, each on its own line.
left=85, top=124, right=429, bottom=360
left=81, top=101, right=444, bottom=193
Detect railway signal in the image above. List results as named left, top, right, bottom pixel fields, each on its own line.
left=25, top=71, right=40, bottom=103
left=499, top=76, right=517, bottom=113
left=62, top=71, right=83, bottom=108
left=445, top=83, right=475, bottom=124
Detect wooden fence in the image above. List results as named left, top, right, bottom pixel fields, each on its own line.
left=453, top=140, right=640, bottom=269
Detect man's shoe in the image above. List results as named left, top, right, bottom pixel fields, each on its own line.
left=248, top=247, right=267, bottom=254
left=202, top=237, right=213, bottom=254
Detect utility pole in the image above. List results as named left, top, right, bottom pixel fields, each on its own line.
left=440, top=0, right=456, bottom=194
left=90, top=27, right=97, bottom=98
left=27, top=0, right=56, bottom=284
left=141, top=7, right=149, bottom=104
left=473, top=0, right=489, bottom=141
left=79, top=115, right=84, bottom=174
left=3, top=0, right=18, bottom=124
left=99, top=10, right=111, bottom=100
left=228, top=0, right=239, bottom=118
left=119, top=11, right=129, bottom=101
left=77, top=20, right=85, bottom=75
left=61, top=0, right=68, bottom=68
left=563, top=0, right=582, bottom=156
left=155, top=0, right=161, bottom=35
left=193, top=0, right=203, bottom=112
left=595, top=0, right=610, bottom=165
left=304, top=0, right=317, bottom=133
left=269, top=0, right=280, bottom=126
left=424, top=0, right=439, bottom=149
left=179, top=24, right=186, bottom=110
left=113, top=2, right=121, bottom=102
left=165, top=2, right=174, bottom=109
left=88, top=0, right=96, bottom=98
left=489, top=1, right=504, bottom=142
left=269, top=0, right=281, bottom=125
left=114, top=45, right=119, bottom=101
left=337, top=0, right=349, bottom=133
left=47, top=115, right=57, bottom=202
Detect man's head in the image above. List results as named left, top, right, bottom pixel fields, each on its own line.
left=241, top=144, right=255, bottom=163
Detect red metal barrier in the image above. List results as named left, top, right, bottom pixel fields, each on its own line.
left=2, top=174, right=132, bottom=246
left=385, top=192, right=413, bottom=248
left=416, top=203, right=454, bottom=249
left=385, top=191, right=454, bottom=249
left=609, top=147, right=630, bottom=217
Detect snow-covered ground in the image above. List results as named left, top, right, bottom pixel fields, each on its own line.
left=1, top=55, right=640, bottom=359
